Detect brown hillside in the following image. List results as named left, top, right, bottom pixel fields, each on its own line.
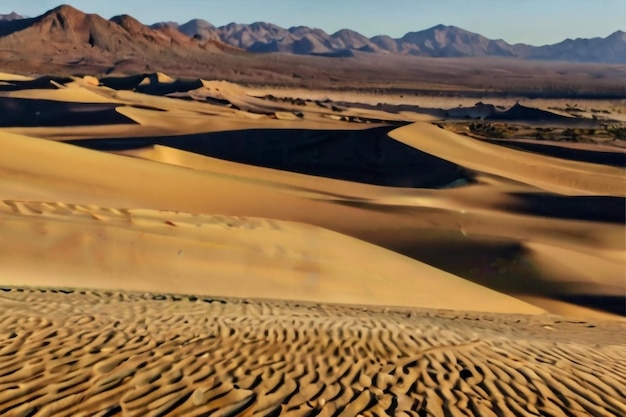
left=0, top=5, right=234, bottom=65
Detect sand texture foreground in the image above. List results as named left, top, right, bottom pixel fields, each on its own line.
left=0, top=289, right=625, bottom=417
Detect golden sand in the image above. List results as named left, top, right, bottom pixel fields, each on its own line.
left=0, top=72, right=624, bottom=415
left=0, top=200, right=543, bottom=314
left=0, top=288, right=624, bottom=416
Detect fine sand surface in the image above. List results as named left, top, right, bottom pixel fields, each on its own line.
left=0, top=289, right=624, bottom=416
left=0, top=200, right=542, bottom=314
left=0, top=72, right=625, bottom=415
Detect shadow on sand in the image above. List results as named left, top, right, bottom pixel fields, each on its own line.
left=0, top=97, right=136, bottom=127
left=67, top=126, right=475, bottom=189
left=483, top=139, right=626, bottom=167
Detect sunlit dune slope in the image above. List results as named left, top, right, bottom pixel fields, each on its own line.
left=389, top=122, right=626, bottom=196
left=0, top=199, right=543, bottom=314
left=0, top=72, right=34, bottom=81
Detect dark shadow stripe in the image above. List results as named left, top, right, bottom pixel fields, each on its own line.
left=0, top=97, right=136, bottom=127
left=556, top=295, right=626, bottom=317
left=503, top=193, right=626, bottom=224
left=66, top=126, right=476, bottom=189
left=483, top=139, right=626, bottom=168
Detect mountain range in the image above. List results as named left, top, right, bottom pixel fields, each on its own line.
left=0, top=12, right=24, bottom=21
left=154, top=19, right=625, bottom=63
left=0, top=5, right=624, bottom=64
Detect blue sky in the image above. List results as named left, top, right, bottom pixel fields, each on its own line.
left=2, top=0, right=624, bottom=45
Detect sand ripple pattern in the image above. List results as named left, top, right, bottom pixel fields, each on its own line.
left=0, top=289, right=624, bottom=416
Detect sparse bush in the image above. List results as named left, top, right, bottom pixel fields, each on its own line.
left=562, top=128, right=579, bottom=141
left=607, top=125, right=626, bottom=140
left=469, top=122, right=505, bottom=138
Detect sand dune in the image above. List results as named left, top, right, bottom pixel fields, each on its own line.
left=75, top=125, right=474, bottom=188
left=0, top=289, right=623, bottom=416
left=0, top=72, right=33, bottom=81
left=0, top=78, right=385, bottom=139
left=0, top=83, right=121, bottom=103
left=1, top=128, right=623, bottom=315
left=480, top=138, right=626, bottom=168
left=0, top=199, right=543, bottom=314
left=0, top=71, right=625, bottom=415
left=389, top=122, right=626, bottom=196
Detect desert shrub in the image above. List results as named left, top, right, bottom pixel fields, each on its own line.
left=561, top=128, right=579, bottom=141
left=607, top=125, right=626, bottom=140
left=469, top=122, right=505, bottom=138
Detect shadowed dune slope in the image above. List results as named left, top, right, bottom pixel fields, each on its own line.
left=487, top=103, right=590, bottom=125
left=389, top=122, right=626, bottom=196
left=481, top=138, right=626, bottom=168
left=66, top=126, right=474, bottom=188
left=499, top=192, right=625, bottom=223
left=0, top=97, right=135, bottom=127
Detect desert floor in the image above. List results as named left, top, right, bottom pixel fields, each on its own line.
left=0, top=72, right=624, bottom=415
left=1, top=288, right=625, bottom=416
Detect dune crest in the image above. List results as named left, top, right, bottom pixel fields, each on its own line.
left=0, top=72, right=34, bottom=81
left=139, top=71, right=176, bottom=85
left=389, top=122, right=626, bottom=196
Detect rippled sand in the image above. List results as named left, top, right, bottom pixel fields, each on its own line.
left=0, top=288, right=624, bottom=416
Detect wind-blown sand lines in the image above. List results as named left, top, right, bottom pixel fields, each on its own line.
left=0, top=289, right=624, bottom=416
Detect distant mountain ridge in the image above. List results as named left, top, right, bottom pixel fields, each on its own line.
left=0, top=12, right=25, bottom=21
left=0, top=5, right=238, bottom=65
left=156, top=19, right=626, bottom=63
left=0, top=5, right=624, bottom=63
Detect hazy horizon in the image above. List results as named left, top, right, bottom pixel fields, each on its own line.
left=1, top=0, right=624, bottom=46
